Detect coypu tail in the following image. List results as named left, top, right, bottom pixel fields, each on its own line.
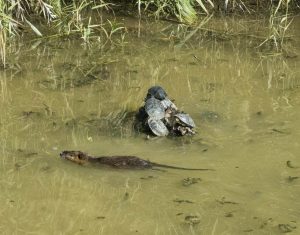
left=151, top=163, right=214, bottom=171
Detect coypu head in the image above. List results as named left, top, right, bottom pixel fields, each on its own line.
left=60, top=151, right=89, bottom=165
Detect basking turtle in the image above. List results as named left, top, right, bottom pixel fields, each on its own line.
left=146, top=86, right=177, bottom=110
left=137, top=86, right=196, bottom=137
left=144, top=97, right=169, bottom=136
left=165, top=112, right=196, bottom=136
left=144, top=97, right=165, bottom=120
left=174, top=113, right=196, bottom=128
left=147, top=117, right=169, bottom=136
left=146, top=86, right=168, bottom=101
left=160, top=98, right=178, bottom=110
left=174, top=125, right=196, bottom=136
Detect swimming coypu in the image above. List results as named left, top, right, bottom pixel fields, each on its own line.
left=60, top=150, right=214, bottom=171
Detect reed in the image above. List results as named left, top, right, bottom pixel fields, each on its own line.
left=0, top=0, right=299, bottom=66
left=0, top=0, right=119, bottom=66
left=258, top=0, right=293, bottom=50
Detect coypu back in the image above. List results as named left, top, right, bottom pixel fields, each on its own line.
left=60, top=150, right=152, bottom=169
left=97, top=156, right=153, bottom=169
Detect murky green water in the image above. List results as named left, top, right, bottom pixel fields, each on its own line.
left=1, top=15, right=300, bottom=235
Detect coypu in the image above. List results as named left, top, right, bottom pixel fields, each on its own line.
left=60, top=150, right=214, bottom=171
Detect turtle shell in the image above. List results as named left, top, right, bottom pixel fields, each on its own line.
left=147, top=118, right=169, bottom=136
left=174, top=113, right=196, bottom=128
left=146, top=86, right=167, bottom=101
left=145, top=97, right=165, bottom=120
left=160, top=98, right=177, bottom=110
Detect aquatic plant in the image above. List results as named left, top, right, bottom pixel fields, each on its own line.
left=0, top=0, right=299, bottom=66
left=138, top=0, right=214, bottom=23
left=0, top=0, right=123, bottom=66
left=258, top=0, right=293, bottom=50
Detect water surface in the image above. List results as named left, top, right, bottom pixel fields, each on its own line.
left=0, top=15, right=300, bottom=235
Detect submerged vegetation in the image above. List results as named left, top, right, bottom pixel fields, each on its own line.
left=0, top=0, right=299, bottom=66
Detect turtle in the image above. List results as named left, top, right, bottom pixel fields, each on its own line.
left=174, top=113, right=196, bottom=128
left=145, top=86, right=168, bottom=101
left=144, top=97, right=170, bottom=136
left=170, top=113, right=196, bottom=136
left=160, top=98, right=178, bottom=110
left=140, top=86, right=197, bottom=137
left=144, top=97, right=165, bottom=120
left=147, top=118, right=169, bottom=136
left=174, top=125, right=196, bottom=136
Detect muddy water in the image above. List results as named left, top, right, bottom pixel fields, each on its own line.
left=1, top=15, right=300, bottom=235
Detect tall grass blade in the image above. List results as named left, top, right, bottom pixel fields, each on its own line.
left=0, top=30, right=6, bottom=66
left=176, top=14, right=213, bottom=48
left=195, top=0, right=209, bottom=14
left=274, top=0, right=284, bottom=15
left=25, top=19, right=43, bottom=37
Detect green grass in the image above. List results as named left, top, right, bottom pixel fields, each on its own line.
left=0, top=0, right=121, bottom=66
left=0, top=0, right=299, bottom=66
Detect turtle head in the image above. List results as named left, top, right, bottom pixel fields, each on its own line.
left=60, top=151, right=89, bottom=164
left=146, top=86, right=167, bottom=101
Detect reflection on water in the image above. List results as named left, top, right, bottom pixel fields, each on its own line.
left=0, top=15, right=300, bottom=235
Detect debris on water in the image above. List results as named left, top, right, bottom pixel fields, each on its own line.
left=286, top=160, right=299, bottom=169
left=40, top=166, right=51, bottom=172
left=123, top=192, right=129, bottom=200
left=216, top=196, right=239, bottom=205
left=278, top=223, right=297, bottom=233
left=23, top=152, right=38, bottom=157
left=184, top=215, right=200, bottom=225
left=271, top=128, right=287, bottom=134
left=16, top=149, right=38, bottom=158
left=243, top=229, right=254, bottom=232
left=14, top=163, right=22, bottom=170
left=287, top=176, right=299, bottom=182
left=182, top=177, right=201, bottom=186
left=259, top=218, right=274, bottom=229
left=21, top=111, right=42, bottom=118
left=224, top=212, right=234, bottom=217
left=173, top=199, right=194, bottom=204
left=176, top=212, right=184, bottom=216
left=140, top=175, right=156, bottom=180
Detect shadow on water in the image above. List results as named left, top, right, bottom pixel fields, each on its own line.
left=0, top=15, right=300, bottom=234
